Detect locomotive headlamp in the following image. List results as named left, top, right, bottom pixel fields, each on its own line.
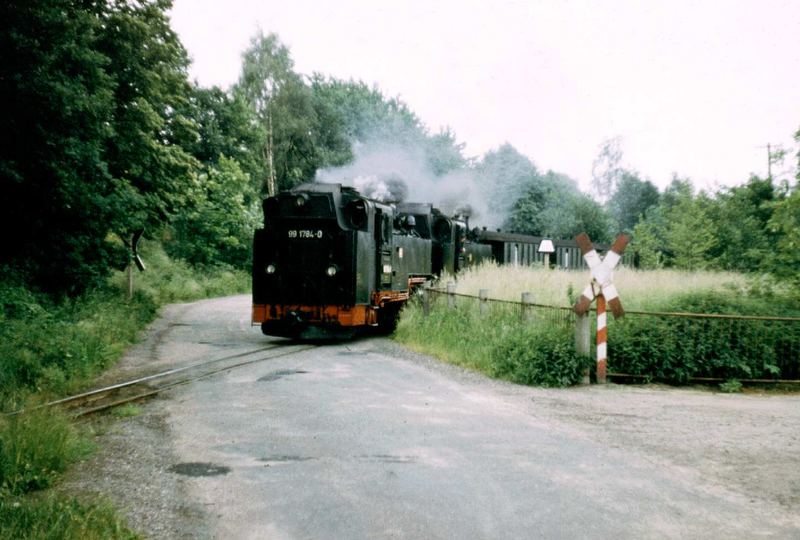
left=265, top=264, right=277, bottom=275
left=295, top=193, right=309, bottom=208
left=326, top=265, right=338, bottom=277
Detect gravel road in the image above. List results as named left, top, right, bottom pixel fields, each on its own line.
left=62, top=295, right=800, bottom=539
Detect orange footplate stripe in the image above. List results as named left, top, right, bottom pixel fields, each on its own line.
left=372, top=290, right=410, bottom=306
left=252, top=304, right=376, bottom=326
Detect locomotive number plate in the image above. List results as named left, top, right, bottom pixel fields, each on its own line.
left=287, top=229, right=323, bottom=239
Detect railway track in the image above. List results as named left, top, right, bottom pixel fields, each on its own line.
left=9, top=343, right=317, bottom=417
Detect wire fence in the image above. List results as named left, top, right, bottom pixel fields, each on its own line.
left=425, top=287, right=575, bottom=331
left=424, top=285, right=800, bottom=383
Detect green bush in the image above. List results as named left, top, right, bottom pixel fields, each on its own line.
left=491, top=326, right=587, bottom=387
left=608, top=289, right=800, bottom=383
left=395, top=296, right=585, bottom=387
left=659, top=289, right=800, bottom=317
left=719, top=379, right=743, bottom=393
left=0, top=278, right=50, bottom=320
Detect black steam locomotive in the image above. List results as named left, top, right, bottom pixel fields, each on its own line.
left=252, top=183, right=490, bottom=338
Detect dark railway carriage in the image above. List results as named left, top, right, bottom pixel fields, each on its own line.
left=252, top=183, right=434, bottom=338
left=476, top=230, right=635, bottom=269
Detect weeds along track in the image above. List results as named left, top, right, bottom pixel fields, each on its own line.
left=10, top=343, right=317, bottom=418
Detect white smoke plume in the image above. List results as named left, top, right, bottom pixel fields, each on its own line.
left=315, top=140, right=499, bottom=228
left=352, top=173, right=408, bottom=204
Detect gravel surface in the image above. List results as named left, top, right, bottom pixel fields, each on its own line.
left=59, top=302, right=211, bottom=539
left=59, top=295, right=800, bottom=538
left=381, top=339, right=800, bottom=513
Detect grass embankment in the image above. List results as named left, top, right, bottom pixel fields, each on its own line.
left=0, top=241, right=249, bottom=539
left=395, top=262, right=800, bottom=386
left=396, top=298, right=587, bottom=387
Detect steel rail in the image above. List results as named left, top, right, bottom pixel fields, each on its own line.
left=7, top=343, right=301, bottom=416
left=73, top=344, right=317, bottom=417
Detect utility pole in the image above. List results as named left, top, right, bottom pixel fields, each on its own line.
left=757, top=143, right=773, bottom=180
left=757, top=143, right=785, bottom=181
left=767, top=143, right=772, bottom=180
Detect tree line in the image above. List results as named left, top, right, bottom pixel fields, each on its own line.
left=1, top=0, right=798, bottom=299
left=594, top=137, right=800, bottom=287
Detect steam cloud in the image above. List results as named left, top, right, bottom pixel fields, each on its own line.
left=352, top=173, right=408, bottom=204
left=315, top=140, right=497, bottom=227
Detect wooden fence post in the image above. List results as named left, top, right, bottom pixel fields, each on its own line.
left=575, top=313, right=591, bottom=384
left=521, top=292, right=533, bottom=322
left=447, top=282, right=456, bottom=309
left=479, top=289, right=489, bottom=316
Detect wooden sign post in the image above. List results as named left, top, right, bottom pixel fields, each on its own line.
left=127, top=229, right=146, bottom=300
left=573, top=233, right=629, bottom=384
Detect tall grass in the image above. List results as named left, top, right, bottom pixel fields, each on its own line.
left=0, top=495, right=138, bottom=540
left=441, top=261, right=750, bottom=310
left=396, top=297, right=588, bottom=387
left=0, top=409, right=88, bottom=495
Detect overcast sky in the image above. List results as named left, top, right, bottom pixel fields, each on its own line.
left=170, top=0, right=800, bottom=193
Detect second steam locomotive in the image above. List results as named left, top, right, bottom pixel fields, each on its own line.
left=252, top=183, right=489, bottom=339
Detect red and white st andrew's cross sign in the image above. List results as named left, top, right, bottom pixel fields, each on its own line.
left=573, top=233, right=629, bottom=383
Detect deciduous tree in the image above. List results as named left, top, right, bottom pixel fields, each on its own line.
left=1, top=1, right=119, bottom=294
left=169, top=157, right=259, bottom=267
left=607, top=172, right=660, bottom=233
